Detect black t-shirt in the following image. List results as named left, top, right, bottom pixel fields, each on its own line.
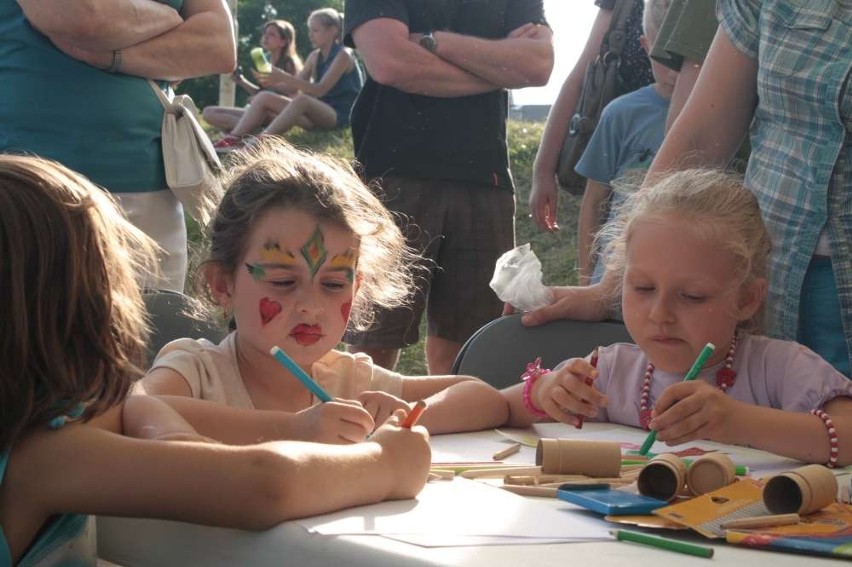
left=344, top=0, right=547, bottom=190
left=594, top=0, right=653, bottom=95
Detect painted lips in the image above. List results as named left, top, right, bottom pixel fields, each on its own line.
left=290, top=323, right=324, bottom=346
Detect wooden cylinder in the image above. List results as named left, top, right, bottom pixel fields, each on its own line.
left=687, top=452, right=736, bottom=496
left=534, top=438, right=621, bottom=477
left=637, top=453, right=687, bottom=502
left=763, top=465, right=837, bottom=515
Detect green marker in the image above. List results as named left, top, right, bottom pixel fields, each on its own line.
left=610, top=529, right=714, bottom=558
left=638, top=343, right=716, bottom=456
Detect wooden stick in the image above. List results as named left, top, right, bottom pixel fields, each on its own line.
left=459, top=465, right=542, bottom=479
left=503, top=473, right=588, bottom=485
left=721, top=514, right=800, bottom=530
left=500, top=485, right=559, bottom=497
left=427, top=469, right=455, bottom=480
left=492, top=442, right=522, bottom=461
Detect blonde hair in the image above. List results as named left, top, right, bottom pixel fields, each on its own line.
left=601, top=169, right=771, bottom=332
left=198, top=139, right=416, bottom=331
left=0, top=155, right=156, bottom=449
left=309, top=8, right=344, bottom=43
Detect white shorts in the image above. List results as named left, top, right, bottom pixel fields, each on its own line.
left=114, top=189, right=188, bottom=292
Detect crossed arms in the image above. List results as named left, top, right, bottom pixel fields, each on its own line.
left=17, top=0, right=236, bottom=80
left=351, top=17, right=553, bottom=97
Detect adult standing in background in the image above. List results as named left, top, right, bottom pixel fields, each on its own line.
left=343, top=0, right=553, bottom=374
left=528, top=0, right=652, bottom=233
left=0, top=0, right=236, bottom=292
left=523, top=0, right=851, bottom=378
left=646, top=0, right=851, bottom=376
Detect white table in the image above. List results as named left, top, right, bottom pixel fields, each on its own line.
left=98, top=423, right=851, bottom=566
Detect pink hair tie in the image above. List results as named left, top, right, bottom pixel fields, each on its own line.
left=521, top=357, right=551, bottom=418
left=811, top=408, right=839, bottom=468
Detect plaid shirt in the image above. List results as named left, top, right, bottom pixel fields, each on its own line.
left=719, top=0, right=852, bottom=370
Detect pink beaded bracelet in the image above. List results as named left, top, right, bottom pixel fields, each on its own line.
left=811, top=408, right=839, bottom=468
left=521, top=357, right=551, bottom=418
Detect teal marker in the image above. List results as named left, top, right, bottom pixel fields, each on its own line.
left=638, top=343, right=716, bottom=456
left=270, top=345, right=332, bottom=402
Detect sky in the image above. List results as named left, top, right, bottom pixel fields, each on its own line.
left=511, top=1, right=598, bottom=106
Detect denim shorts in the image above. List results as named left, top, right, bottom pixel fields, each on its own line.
left=798, top=255, right=850, bottom=377
left=344, top=176, right=515, bottom=348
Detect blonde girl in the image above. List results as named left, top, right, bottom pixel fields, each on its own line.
left=0, top=154, right=430, bottom=566
left=214, top=9, right=362, bottom=151
left=504, top=169, right=852, bottom=467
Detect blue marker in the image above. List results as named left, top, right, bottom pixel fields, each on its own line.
left=270, top=345, right=332, bottom=402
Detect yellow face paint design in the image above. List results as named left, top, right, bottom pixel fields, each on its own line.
left=260, top=239, right=297, bottom=264
left=328, top=249, right=357, bottom=283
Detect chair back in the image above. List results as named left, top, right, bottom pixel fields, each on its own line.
left=452, top=314, right=633, bottom=389
left=143, top=290, right=225, bottom=365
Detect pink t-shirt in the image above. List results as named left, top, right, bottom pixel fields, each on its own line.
left=563, top=334, right=852, bottom=427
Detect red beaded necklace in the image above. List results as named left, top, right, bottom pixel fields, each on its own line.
left=639, top=332, right=739, bottom=430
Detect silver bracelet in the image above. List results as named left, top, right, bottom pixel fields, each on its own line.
left=106, top=49, right=123, bottom=73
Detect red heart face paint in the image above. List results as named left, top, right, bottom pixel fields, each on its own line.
left=341, top=300, right=352, bottom=323
left=259, top=297, right=282, bottom=325
left=290, top=323, right=324, bottom=346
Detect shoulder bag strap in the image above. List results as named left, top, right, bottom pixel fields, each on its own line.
left=148, top=79, right=175, bottom=111
left=601, top=0, right=634, bottom=59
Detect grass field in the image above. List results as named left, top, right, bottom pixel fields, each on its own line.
left=219, top=122, right=583, bottom=375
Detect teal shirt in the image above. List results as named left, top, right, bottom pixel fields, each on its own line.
left=0, top=0, right=183, bottom=193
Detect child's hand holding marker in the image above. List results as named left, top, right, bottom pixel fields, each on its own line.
left=291, top=401, right=375, bottom=444
left=369, top=407, right=431, bottom=499
left=575, top=348, right=599, bottom=429
left=357, top=390, right=414, bottom=430
left=531, top=357, right=606, bottom=428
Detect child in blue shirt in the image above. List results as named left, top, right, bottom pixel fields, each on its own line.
left=575, top=0, right=677, bottom=284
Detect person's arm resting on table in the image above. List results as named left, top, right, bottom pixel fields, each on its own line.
left=351, top=18, right=496, bottom=97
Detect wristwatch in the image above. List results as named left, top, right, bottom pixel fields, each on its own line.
left=419, top=32, right=437, bottom=53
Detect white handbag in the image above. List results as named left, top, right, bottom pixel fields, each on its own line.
left=149, top=80, right=222, bottom=224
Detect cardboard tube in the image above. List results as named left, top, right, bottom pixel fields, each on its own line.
left=535, top=438, right=621, bottom=477
left=637, top=453, right=687, bottom=502
left=763, top=464, right=837, bottom=515
left=686, top=452, right=736, bottom=496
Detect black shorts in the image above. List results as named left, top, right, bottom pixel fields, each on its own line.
left=344, top=176, right=515, bottom=348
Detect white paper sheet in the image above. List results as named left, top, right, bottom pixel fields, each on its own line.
left=295, top=478, right=611, bottom=545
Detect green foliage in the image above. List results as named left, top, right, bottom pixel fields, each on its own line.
left=178, top=0, right=344, bottom=107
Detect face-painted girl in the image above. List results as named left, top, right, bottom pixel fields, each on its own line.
left=226, top=208, right=358, bottom=369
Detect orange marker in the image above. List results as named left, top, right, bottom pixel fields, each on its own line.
left=576, top=348, right=598, bottom=429
left=401, top=400, right=427, bottom=428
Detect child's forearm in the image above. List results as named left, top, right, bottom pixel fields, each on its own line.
left=498, top=383, right=542, bottom=428
left=725, top=404, right=852, bottom=467
left=122, top=396, right=206, bottom=441
left=151, top=395, right=299, bottom=444
left=417, top=380, right=509, bottom=434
